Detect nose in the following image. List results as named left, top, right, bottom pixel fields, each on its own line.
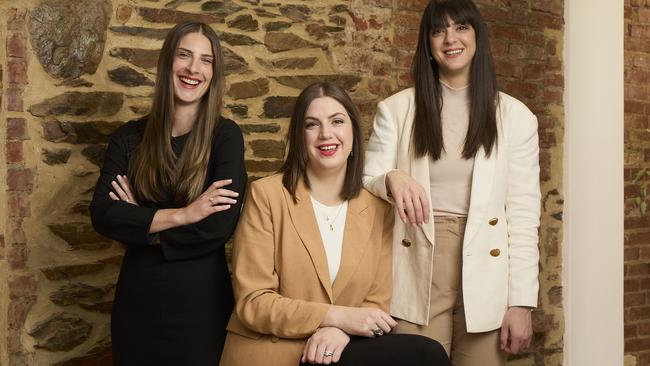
left=187, top=56, right=200, bottom=74
left=319, top=123, right=333, bottom=139
left=444, top=28, right=457, bottom=44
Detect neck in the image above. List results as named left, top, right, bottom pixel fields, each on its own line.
left=306, top=166, right=346, bottom=205
left=172, top=102, right=199, bottom=136
left=439, top=71, right=470, bottom=89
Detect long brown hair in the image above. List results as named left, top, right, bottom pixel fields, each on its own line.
left=411, top=0, right=498, bottom=160
left=280, top=83, right=364, bottom=202
left=130, top=21, right=225, bottom=204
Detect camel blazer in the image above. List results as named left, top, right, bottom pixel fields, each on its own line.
left=363, top=88, right=540, bottom=332
left=220, top=174, right=394, bottom=366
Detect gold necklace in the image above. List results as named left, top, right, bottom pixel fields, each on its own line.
left=314, top=199, right=346, bottom=231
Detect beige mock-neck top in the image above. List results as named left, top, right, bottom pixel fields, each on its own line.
left=429, top=81, right=475, bottom=217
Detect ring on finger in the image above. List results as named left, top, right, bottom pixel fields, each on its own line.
left=372, top=328, right=384, bottom=337
left=208, top=197, right=216, bottom=205
left=323, top=351, right=334, bottom=357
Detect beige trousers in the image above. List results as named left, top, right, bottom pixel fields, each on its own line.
left=395, top=217, right=506, bottom=366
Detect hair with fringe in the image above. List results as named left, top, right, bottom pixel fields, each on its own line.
left=129, top=21, right=225, bottom=205
left=411, top=0, right=499, bottom=160
left=280, top=82, right=364, bottom=202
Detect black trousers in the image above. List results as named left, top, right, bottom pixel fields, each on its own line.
left=300, top=333, right=451, bottom=366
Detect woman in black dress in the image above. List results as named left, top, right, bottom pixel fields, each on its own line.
left=90, top=21, right=246, bottom=365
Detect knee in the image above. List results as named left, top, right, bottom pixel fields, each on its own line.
left=413, top=336, right=451, bottom=366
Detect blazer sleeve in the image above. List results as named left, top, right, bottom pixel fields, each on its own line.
left=363, top=100, right=399, bottom=202
left=232, top=181, right=331, bottom=339
left=505, top=106, right=541, bottom=308
left=360, top=203, right=394, bottom=312
left=159, top=120, right=247, bottom=260
left=89, top=124, right=158, bottom=246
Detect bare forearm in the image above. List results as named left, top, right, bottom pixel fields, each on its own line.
left=149, top=208, right=187, bottom=233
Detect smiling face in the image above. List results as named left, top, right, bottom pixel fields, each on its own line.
left=172, top=32, right=214, bottom=106
left=303, top=96, right=354, bottom=177
left=429, top=17, right=476, bottom=86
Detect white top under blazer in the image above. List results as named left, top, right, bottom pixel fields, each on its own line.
left=363, top=87, right=541, bottom=332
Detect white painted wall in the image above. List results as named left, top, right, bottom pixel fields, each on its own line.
left=564, top=0, right=625, bottom=365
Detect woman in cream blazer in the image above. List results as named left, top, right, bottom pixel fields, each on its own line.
left=220, top=83, right=450, bottom=366
left=363, top=1, right=540, bottom=365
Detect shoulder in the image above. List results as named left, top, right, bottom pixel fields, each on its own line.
left=497, top=91, right=536, bottom=120
left=216, top=116, right=243, bottom=135
left=249, top=174, right=284, bottom=195
left=212, top=117, right=244, bottom=149
left=380, top=87, right=415, bottom=109
left=109, top=118, right=146, bottom=148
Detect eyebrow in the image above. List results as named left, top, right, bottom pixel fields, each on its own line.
left=305, top=112, right=346, bottom=120
left=177, top=47, right=214, bottom=58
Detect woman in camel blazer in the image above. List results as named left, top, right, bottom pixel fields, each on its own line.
left=220, top=83, right=450, bottom=366
left=363, top=1, right=540, bottom=365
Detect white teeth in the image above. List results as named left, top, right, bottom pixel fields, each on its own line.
left=445, top=49, right=463, bottom=55
left=320, top=145, right=337, bottom=151
left=179, top=77, right=199, bottom=85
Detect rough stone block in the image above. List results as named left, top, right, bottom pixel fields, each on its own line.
left=7, top=86, right=23, bottom=112
left=137, top=7, right=224, bottom=23
left=7, top=168, right=34, bottom=191
left=228, top=78, right=270, bottom=99
left=264, top=32, right=320, bottom=53
left=8, top=59, right=27, bottom=84
left=227, top=14, right=259, bottom=31
left=30, top=92, right=123, bottom=117
left=41, top=263, right=105, bottom=280
left=6, top=141, right=23, bottom=164
left=29, top=0, right=112, bottom=79
left=263, top=96, right=297, bottom=118
left=29, top=312, right=92, bottom=352
left=7, top=34, right=26, bottom=58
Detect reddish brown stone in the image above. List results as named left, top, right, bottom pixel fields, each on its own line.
left=8, top=242, right=28, bottom=270
left=8, top=275, right=37, bottom=300
left=227, top=14, right=258, bottom=31
left=109, top=26, right=170, bottom=39
left=30, top=92, right=124, bottom=117
left=250, top=139, right=285, bottom=159
left=42, top=148, right=72, bottom=165
left=279, top=4, right=311, bottom=22
left=7, top=192, right=30, bottom=218
left=115, top=4, right=132, bottom=22
left=6, top=141, right=23, bottom=164
left=263, top=96, right=297, bottom=118
left=7, top=168, right=34, bottom=191
left=41, top=263, right=106, bottom=280
left=7, top=34, right=26, bottom=58
left=273, top=75, right=361, bottom=90
left=7, top=86, right=23, bottom=112
left=137, top=7, right=224, bottom=23
left=265, top=21, right=292, bottom=32
left=245, top=159, right=283, bottom=173
left=264, top=32, right=320, bottom=53
left=8, top=60, right=27, bottom=84
left=109, top=47, right=159, bottom=69
left=227, top=78, right=270, bottom=100
left=48, top=222, right=112, bottom=250
left=8, top=298, right=36, bottom=330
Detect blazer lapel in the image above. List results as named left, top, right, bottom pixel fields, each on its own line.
left=332, top=193, right=373, bottom=302
left=464, top=147, right=496, bottom=246
left=285, top=179, right=334, bottom=302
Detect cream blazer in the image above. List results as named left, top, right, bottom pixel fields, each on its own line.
left=220, top=174, right=394, bottom=366
left=363, top=88, right=540, bottom=332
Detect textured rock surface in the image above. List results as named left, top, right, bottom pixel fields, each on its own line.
left=228, top=78, right=269, bottom=99
left=29, top=313, right=92, bottom=351
left=108, top=66, right=154, bottom=87
left=30, top=92, right=123, bottom=117
left=29, top=0, right=111, bottom=79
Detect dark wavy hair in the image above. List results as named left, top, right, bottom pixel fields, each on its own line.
left=280, top=82, right=364, bottom=202
left=130, top=21, right=225, bottom=204
left=411, top=0, right=499, bottom=160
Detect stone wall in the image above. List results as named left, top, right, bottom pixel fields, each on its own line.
left=0, top=0, right=564, bottom=365
left=625, top=1, right=650, bottom=365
